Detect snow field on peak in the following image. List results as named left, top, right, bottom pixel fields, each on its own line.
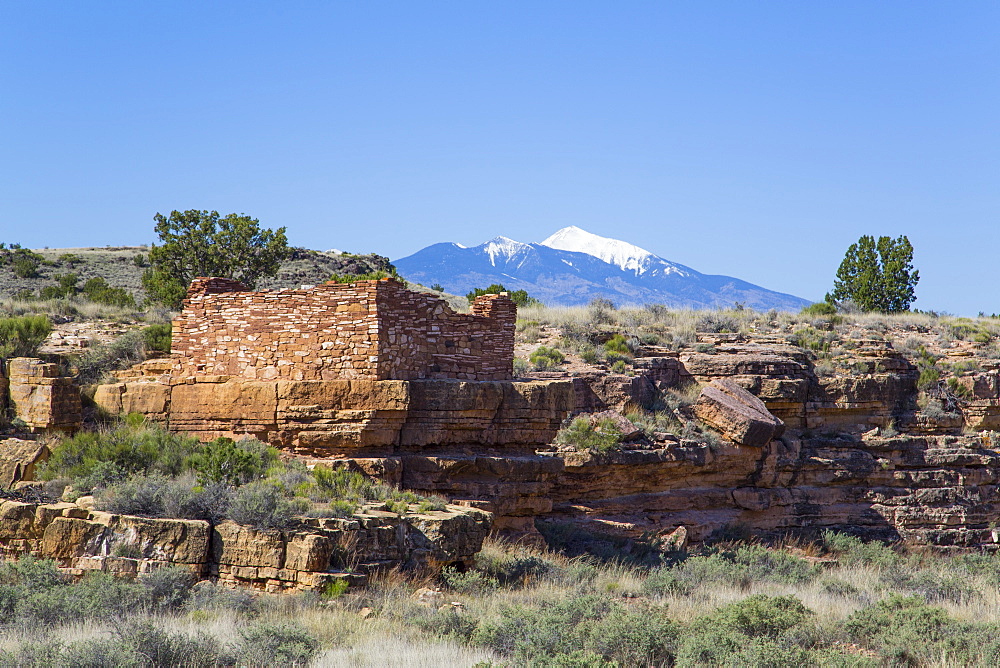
left=540, top=226, right=657, bottom=275
left=482, top=236, right=531, bottom=267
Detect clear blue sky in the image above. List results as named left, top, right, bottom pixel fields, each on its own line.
left=2, top=2, right=997, bottom=314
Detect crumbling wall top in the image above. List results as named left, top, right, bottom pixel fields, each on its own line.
left=185, top=277, right=250, bottom=300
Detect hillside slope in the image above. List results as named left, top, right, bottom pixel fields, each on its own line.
left=0, top=247, right=394, bottom=303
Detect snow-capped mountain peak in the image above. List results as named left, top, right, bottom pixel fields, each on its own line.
left=392, top=227, right=810, bottom=310
left=481, top=236, right=531, bottom=267
left=540, top=226, right=655, bottom=275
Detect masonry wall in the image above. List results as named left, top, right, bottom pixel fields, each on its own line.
left=376, top=281, right=516, bottom=381
left=170, top=277, right=516, bottom=382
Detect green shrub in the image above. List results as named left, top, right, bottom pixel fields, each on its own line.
left=529, top=346, right=565, bottom=370
left=474, top=548, right=555, bottom=587
left=139, top=565, right=197, bottom=610
left=677, top=630, right=812, bottom=667
left=186, top=581, right=257, bottom=616
left=442, top=566, right=500, bottom=595
left=383, top=498, right=409, bottom=515
left=232, top=622, right=319, bottom=666
left=789, top=326, right=839, bottom=352
left=112, top=620, right=221, bottom=668
left=0, top=315, right=52, bottom=358
left=822, top=531, right=901, bottom=569
left=417, top=497, right=447, bottom=513
left=513, top=356, right=530, bottom=376
left=802, top=301, right=837, bottom=316
left=644, top=545, right=820, bottom=596
left=918, top=365, right=941, bottom=390
left=471, top=594, right=679, bottom=666
left=143, top=323, right=172, bottom=352
left=0, top=555, right=63, bottom=590
left=697, top=311, right=741, bottom=333
left=587, top=298, right=616, bottom=325
left=12, top=255, right=40, bottom=278
left=882, top=568, right=978, bottom=604
left=321, top=578, right=349, bottom=599
left=947, top=376, right=974, bottom=400
left=17, top=571, right=145, bottom=626
left=80, top=276, right=136, bottom=308
left=185, top=437, right=278, bottom=486
left=705, top=594, right=812, bottom=638
left=555, top=417, right=621, bottom=453
left=603, top=334, right=631, bottom=356
left=227, top=481, right=301, bottom=529
left=41, top=419, right=203, bottom=487
left=842, top=594, right=1000, bottom=664
left=306, top=465, right=387, bottom=503
left=38, top=273, right=80, bottom=300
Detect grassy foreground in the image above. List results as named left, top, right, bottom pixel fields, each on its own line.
left=4, top=533, right=1000, bottom=666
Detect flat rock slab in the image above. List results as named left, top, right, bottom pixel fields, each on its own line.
left=694, top=378, right=784, bottom=447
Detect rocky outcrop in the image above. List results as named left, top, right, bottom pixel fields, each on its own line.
left=680, top=341, right=917, bottom=431
left=0, top=438, right=50, bottom=489
left=6, top=358, right=81, bottom=433
left=542, top=431, right=1000, bottom=547
left=694, top=378, right=784, bottom=447
left=94, top=377, right=575, bottom=458
left=0, top=499, right=491, bottom=592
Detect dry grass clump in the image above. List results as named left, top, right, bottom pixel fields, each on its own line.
left=0, top=296, right=144, bottom=322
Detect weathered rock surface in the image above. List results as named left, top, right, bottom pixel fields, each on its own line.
left=0, top=438, right=49, bottom=488
left=694, top=378, right=785, bottom=446
left=0, top=501, right=492, bottom=592
left=542, top=431, right=1000, bottom=546
left=6, top=358, right=81, bottom=433
left=93, top=377, right=575, bottom=457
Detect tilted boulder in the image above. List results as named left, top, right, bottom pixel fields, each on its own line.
left=694, top=378, right=784, bottom=447
left=0, top=438, right=50, bottom=489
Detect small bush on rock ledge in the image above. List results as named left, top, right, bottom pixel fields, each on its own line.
left=555, top=417, right=622, bottom=453
left=529, top=345, right=565, bottom=370
left=40, top=418, right=446, bottom=526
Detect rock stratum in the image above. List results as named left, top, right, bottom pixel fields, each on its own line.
left=78, top=334, right=1000, bottom=548
left=0, top=496, right=490, bottom=592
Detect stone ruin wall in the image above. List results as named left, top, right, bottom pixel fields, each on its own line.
left=375, top=280, right=516, bottom=381
left=171, top=277, right=515, bottom=382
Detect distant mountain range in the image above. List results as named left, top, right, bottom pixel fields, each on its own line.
left=394, top=226, right=811, bottom=310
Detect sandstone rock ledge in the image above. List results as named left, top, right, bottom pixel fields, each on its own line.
left=0, top=499, right=491, bottom=592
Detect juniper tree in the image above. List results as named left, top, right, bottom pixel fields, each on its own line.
left=828, top=235, right=918, bottom=313
left=142, top=210, right=290, bottom=308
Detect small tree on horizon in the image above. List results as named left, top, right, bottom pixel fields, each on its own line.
left=466, top=283, right=540, bottom=308
left=828, top=235, right=919, bottom=313
left=142, top=210, right=290, bottom=308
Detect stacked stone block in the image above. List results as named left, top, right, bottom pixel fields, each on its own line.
left=7, top=358, right=81, bottom=433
